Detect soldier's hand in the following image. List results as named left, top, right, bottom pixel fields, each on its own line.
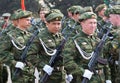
left=65, top=74, right=73, bottom=83
left=106, top=80, right=112, bottom=83
left=15, top=61, right=25, bottom=70
left=83, top=69, right=94, bottom=80
left=43, top=64, right=54, bottom=75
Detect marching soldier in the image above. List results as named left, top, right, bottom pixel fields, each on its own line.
left=63, top=12, right=111, bottom=83
left=35, top=9, right=66, bottom=83
left=95, top=4, right=109, bottom=39
left=30, top=7, right=50, bottom=32
left=0, top=9, right=38, bottom=83
left=104, top=5, right=120, bottom=83
left=62, top=5, right=84, bottom=38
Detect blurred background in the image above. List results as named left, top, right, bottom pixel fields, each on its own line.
left=0, top=0, right=120, bottom=16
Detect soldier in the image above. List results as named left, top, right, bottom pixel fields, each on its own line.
left=0, top=9, right=37, bottom=83
left=62, top=5, right=84, bottom=38
left=95, top=4, right=109, bottom=39
left=104, top=5, right=120, bottom=83
left=35, top=9, right=66, bottom=83
left=95, top=4, right=108, bottom=22
left=0, top=13, right=11, bottom=35
left=63, top=12, right=111, bottom=83
left=30, top=7, right=50, bottom=32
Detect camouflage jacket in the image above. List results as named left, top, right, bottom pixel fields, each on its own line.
left=36, top=28, right=66, bottom=83
left=63, top=29, right=111, bottom=81
left=62, top=18, right=81, bottom=38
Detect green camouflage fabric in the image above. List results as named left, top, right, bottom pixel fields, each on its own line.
left=36, top=28, right=66, bottom=83
left=84, top=6, right=93, bottom=12
left=63, top=28, right=111, bottom=83
left=28, top=18, right=46, bottom=33
left=16, top=9, right=32, bottom=19
left=45, top=9, right=64, bottom=22
left=0, top=25, right=40, bottom=83
left=62, top=18, right=81, bottom=38
left=104, top=26, right=120, bottom=83
left=79, top=12, right=97, bottom=22
left=104, top=5, right=120, bottom=16
left=67, top=5, right=84, bottom=14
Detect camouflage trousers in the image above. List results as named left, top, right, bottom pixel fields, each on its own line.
left=40, top=67, right=66, bottom=83
left=12, top=67, right=35, bottom=83
left=90, top=69, right=105, bottom=83
left=71, top=69, right=105, bottom=83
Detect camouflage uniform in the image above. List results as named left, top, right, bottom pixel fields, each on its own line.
left=62, top=5, right=84, bottom=38
left=95, top=4, right=108, bottom=39
left=0, top=9, right=39, bottom=83
left=29, top=7, right=50, bottom=33
left=104, top=5, right=120, bottom=83
left=63, top=12, right=111, bottom=83
left=33, top=9, right=66, bottom=83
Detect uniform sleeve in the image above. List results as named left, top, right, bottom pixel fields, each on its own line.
left=63, top=39, right=84, bottom=75
left=0, top=34, right=14, bottom=65
left=103, top=40, right=112, bottom=80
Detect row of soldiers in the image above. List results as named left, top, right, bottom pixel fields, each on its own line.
left=0, top=3, right=120, bottom=83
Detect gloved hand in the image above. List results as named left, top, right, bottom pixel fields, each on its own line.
left=15, top=61, right=25, bottom=70
left=43, top=64, right=54, bottom=75
left=66, top=74, right=73, bottom=83
left=106, top=80, right=112, bottom=83
left=83, top=69, right=93, bottom=80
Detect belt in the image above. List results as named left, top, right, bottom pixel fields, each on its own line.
left=54, top=66, right=64, bottom=71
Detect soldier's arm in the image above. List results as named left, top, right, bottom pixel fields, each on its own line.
left=63, top=39, right=84, bottom=75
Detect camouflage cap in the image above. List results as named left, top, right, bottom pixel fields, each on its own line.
left=104, top=5, right=120, bottom=16
left=79, top=12, right=97, bottom=22
left=17, top=9, right=32, bottom=19
left=10, top=9, right=32, bottom=20
left=74, top=6, right=84, bottom=14
left=67, top=5, right=84, bottom=14
left=95, top=4, right=107, bottom=12
left=2, top=13, right=11, bottom=17
left=10, top=9, right=21, bottom=20
left=84, top=6, right=93, bottom=12
left=45, top=9, right=64, bottom=22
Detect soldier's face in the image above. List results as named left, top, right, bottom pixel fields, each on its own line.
left=18, top=17, right=31, bottom=29
left=46, top=21, right=62, bottom=34
left=109, top=14, right=120, bottom=26
left=81, top=19, right=97, bottom=35
left=39, top=10, right=47, bottom=21
left=99, top=7, right=107, bottom=17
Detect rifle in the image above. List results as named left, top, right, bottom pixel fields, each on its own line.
left=82, top=22, right=112, bottom=83
left=40, top=22, right=76, bottom=83
left=13, top=24, right=40, bottom=78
